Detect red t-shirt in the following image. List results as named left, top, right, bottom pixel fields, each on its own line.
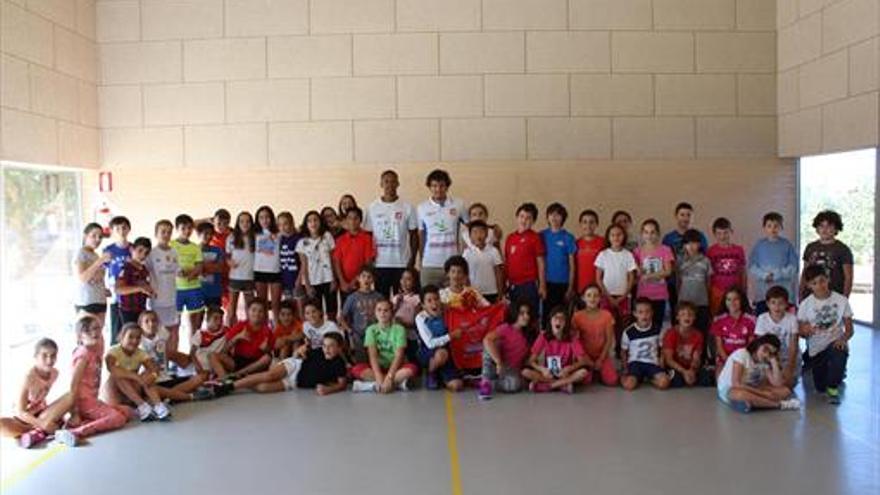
left=225, top=321, right=274, bottom=360
left=707, top=243, right=746, bottom=291
left=332, top=230, right=376, bottom=284
left=570, top=309, right=614, bottom=359
left=210, top=230, right=231, bottom=285
left=576, top=236, right=606, bottom=293
left=504, top=229, right=545, bottom=285
left=662, top=328, right=704, bottom=369
left=710, top=314, right=755, bottom=356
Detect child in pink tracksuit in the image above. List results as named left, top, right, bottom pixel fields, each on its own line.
left=67, top=316, right=130, bottom=439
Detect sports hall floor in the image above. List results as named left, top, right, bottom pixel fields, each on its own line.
left=2, top=325, right=877, bottom=495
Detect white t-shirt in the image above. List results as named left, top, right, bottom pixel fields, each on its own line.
left=296, top=233, right=336, bottom=285
left=364, top=198, right=418, bottom=268
left=226, top=236, right=255, bottom=281
left=594, top=248, right=637, bottom=296
left=755, top=312, right=800, bottom=370
left=147, top=245, right=179, bottom=308
left=140, top=326, right=171, bottom=367
left=797, top=292, right=853, bottom=356
left=620, top=323, right=663, bottom=365
left=190, top=328, right=227, bottom=369
left=417, top=196, right=467, bottom=268
left=72, top=247, right=106, bottom=306
left=461, top=227, right=497, bottom=251
left=462, top=245, right=503, bottom=295
left=303, top=320, right=340, bottom=349
left=717, top=348, right=769, bottom=392
left=254, top=230, right=281, bottom=273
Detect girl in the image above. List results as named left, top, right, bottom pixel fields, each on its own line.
left=594, top=224, right=637, bottom=340
left=337, top=194, right=358, bottom=218
left=717, top=334, right=800, bottom=412
left=277, top=211, right=303, bottom=308
left=575, top=209, right=605, bottom=295
left=66, top=316, right=130, bottom=440
left=210, top=299, right=274, bottom=380
left=73, top=222, right=109, bottom=325
left=254, top=205, right=282, bottom=323
left=478, top=301, right=533, bottom=399
left=391, top=269, right=421, bottom=363
left=611, top=210, right=638, bottom=252
left=0, top=339, right=76, bottom=448
left=351, top=300, right=419, bottom=394
left=302, top=298, right=341, bottom=350
left=522, top=306, right=589, bottom=393
left=569, top=285, right=618, bottom=387
left=104, top=323, right=171, bottom=421
left=321, top=206, right=344, bottom=238
left=461, top=203, right=503, bottom=250
left=296, top=211, right=338, bottom=321
left=138, top=311, right=210, bottom=400
left=634, top=219, right=674, bottom=329
left=226, top=211, right=256, bottom=326
left=711, top=287, right=756, bottom=377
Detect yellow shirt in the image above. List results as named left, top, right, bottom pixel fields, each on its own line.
left=107, top=345, right=149, bottom=373
left=170, top=239, right=203, bottom=291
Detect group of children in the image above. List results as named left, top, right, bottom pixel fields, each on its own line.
left=0, top=169, right=857, bottom=449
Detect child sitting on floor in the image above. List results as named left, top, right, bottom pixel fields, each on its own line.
left=351, top=300, right=418, bottom=393
left=662, top=302, right=708, bottom=388
left=716, top=334, right=800, bottom=413
left=620, top=298, right=670, bottom=391
left=754, top=286, right=800, bottom=388
left=415, top=285, right=463, bottom=391
left=302, top=298, right=342, bottom=350
left=273, top=300, right=304, bottom=359
left=104, top=323, right=171, bottom=421
left=522, top=306, right=589, bottom=393
left=711, top=288, right=756, bottom=377
left=478, top=300, right=533, bottom=400
left=191, top=306, right=228, bottom=372
left=570, top=285, right=618, bottom=387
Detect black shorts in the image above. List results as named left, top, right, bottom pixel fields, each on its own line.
left=157, top=375, right=191, bottom=388
left=229, top=279, right=255, bottom=292
left=254, top=271, right=281, bottom=284
left=76, top=303, right=107, bottom=314
left=234, top=355, right=262, bottom=371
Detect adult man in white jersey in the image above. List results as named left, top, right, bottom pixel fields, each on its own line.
left=363, top=170, right=419, bottom=297
left=417, top=169, right=467, bottom=287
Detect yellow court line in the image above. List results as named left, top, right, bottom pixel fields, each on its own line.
left=444, top=391, right=464, bottom=495
left=1, top=442, right=67, bottom=492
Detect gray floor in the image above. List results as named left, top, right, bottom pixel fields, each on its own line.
left=2, top=326, right=878, bottom=495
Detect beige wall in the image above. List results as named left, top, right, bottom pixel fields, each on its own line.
left=96, top=0, right=778, bottom=166
left=0, top=0, right=99, bottom=167
left=777, top=0, right=880, bottom=156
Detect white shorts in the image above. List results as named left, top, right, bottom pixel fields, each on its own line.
left=153, top=305, right=180, bottom=327
left=280, top=357, right=303, bottom=391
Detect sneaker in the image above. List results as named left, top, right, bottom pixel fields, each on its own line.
left=397, top=379, right=410, bottom=392
left=212, top=382, right=235, bottom=398
left=53, top=429, right=78, bottom=447
left=779, top=398, right=801, bottom=410
left=477, top=379, right=493, bottom=401
left=137, top=402, right=154, bottom=421
left=192, top=387, right=215, bottom=401
left=425, top=373, right=440, bottom=390
left=351, top=380, right=376, bottom=393
left=18, top=429, right=47, bottom=449
left=826, top=387, right=841, bottom=405
left=153, top=402, right=172, bottom=421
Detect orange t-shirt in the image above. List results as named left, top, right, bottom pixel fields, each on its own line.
left=570, top=309, right=615, bottom=359
left=274, top=319, right=304, bottom=341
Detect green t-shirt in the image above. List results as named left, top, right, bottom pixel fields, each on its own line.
left=170, top=239, right=203, bottom=290
left=364, top=323, right=407, bottom=369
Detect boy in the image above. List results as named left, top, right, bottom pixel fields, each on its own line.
left=676, top=229, right=712, bottom=333
left=115, top=237, right=155, bottom=325
left=706, top=217, right=747, bottom=316
left=662, top=302, right=706, bottom=387
left=332, top=206, right=376, bottom=306
left=277, top=211, right=303, bottom=303
left=662, top=202, right=708, bottom=307
left=339, top=268, right=384, bottom=362
left=103, top=216, right=133, bottom=343
left=504, top=203, right=546, bottom=317
left=198, top=222, right=225, bottom=308
left=575, top=209, right=605, bottom=295
left=797, top=266, right=854, bottom=404
left=620, top=298, right=670, bottom=390
left=541, top=203, right=577, bottom=324
left=209, top=208, right=232, bottom=310
left=147, top=219, right=180, bottom=350
left=748, top=212, right=798, bottom=314
left=800, top=210, right=853, bottom=300
left=461, top=220, right=504, bottom=302
left=191, top=306, right=228, bottom=371
left=273, top=300, right=304, bottom=359
left=415, top=285, right=464, bottom=391
left=171, top=214, right=205, bottom=343
left=351, top=300, right=419, bottom=393
left=755, top=286, right=800, bottom=387
left=417, top=169, right=468, bottom=287
left=441, top=255, right=489, bottom=309
left=213, top=332, right=349, bottom=396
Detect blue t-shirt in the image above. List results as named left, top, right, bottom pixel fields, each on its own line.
left=541, top=228, right=577, bottom=284
left=103, top=243, right=131, bottom=301
left=279, top=234, right=302, bottom=291
left=200, top=245, right=225, bottom=299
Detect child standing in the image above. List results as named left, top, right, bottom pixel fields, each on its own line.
left=104, top=324, right=171, bottom=421
left=707, top=218, right=747, bottom=316
left=254, top=206, right=282, bottom=323
left=662, top=302, right=706, bottom=388
left=711, top=288, right=756, bottom=376
left=339, top=268, right=384, bottom=362
left=611, top=210, right=639, bottom=252
left=801, top=210, right=854, bottom=299
left=208, top=208, right=232, bottom=312
left=415, top=285, right=463, bottom=391
left=277, top=211, right=303, bottom=304
left=333, top=206, right=376, bottom=307
left=198, top=222, right=225, bottom=308
left=273, top=300, right=304, bottom=359
left=462, top=221, right=504, bottom=302
left=634, top=219, right=674, bottom=329
left=541, top=203, right=577, bottom=323
left=504, top=203, right=546, bottom=315
left=297, top=211, right=338, bottom=321
left=569, top=285, right=618, bottom=387
left=461, top=202, right=502, bottom=250
left=302, top=299, right=341, bottom=350
left=147, top=220, right=180, bottom=346
left=754, top=286, right=800, bottom=387
left=103, top=216, right=132, bottom=342
left=716, top=334, right=800, bottom=412
left=748, top=212, right=799, bottom=314
left=662, top=202, right=709, bottom=307
left=676, top=229, right=712, bottom=333
left=115, top=237, right=154, bottom=325
left=73, top=223, right=109, bottom=325
left=620, top=298, right=671, bottom=391
left=522, top=306, right=589, bottom=393
left=797, top=266, right=854, bottom=404
left=0, top=339, right=76, bottom=448
left=351, top=300, right=419, bottom=393
left=478, top=301, right=532, bottom=399
left=171, top=214, right=205, bottom=338
left=226, top=211, right=256, bottom=326
left=575, top=209, right=605, bottom=295
left=594, top=224, right=637, bottom=337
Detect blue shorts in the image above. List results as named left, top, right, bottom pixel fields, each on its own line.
left=176, top=288, right=205, bottom=312
left=417, top=346, right=460, bottom=383
left=626, top=362, right=665, bottom=381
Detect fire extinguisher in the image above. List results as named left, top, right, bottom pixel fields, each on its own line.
left=95, top=200, right=114, bottom=236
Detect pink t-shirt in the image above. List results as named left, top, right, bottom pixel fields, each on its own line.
left=72, top=344, right=103, bottom=402
left=634, top=244, right=674, bottom=300
left=494, top=323, right=529, bottom=370
left=707, top=244, right=746, bottom=291
left=530, top=334, right=585, bottom=368
left=711, top=313, right=756, bottom=356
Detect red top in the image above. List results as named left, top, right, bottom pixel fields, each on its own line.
left=209, top=230, right=230, bottom=251
left=711, top=314, right=756, bottom=356
left=332, top=230, right=376, bottom=284
left=225, top=321, right=274, bottom=360
left=504, top=230, right=545, bottom=285
left=575, top=236, right=605, bottom=293
left=662, top=328, right=704, bottom=369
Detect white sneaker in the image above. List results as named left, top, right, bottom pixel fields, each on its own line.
left=53, top=429, right=78, bottom=447
left=153, top=402, right=172, bottom=421
left=397, top=379, right=410, bottom=392
left=137, top=402, right=153, bottom=421
left=351, top=380, right=376, bottom=393
left=779, top=398, right=801, bottom=410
